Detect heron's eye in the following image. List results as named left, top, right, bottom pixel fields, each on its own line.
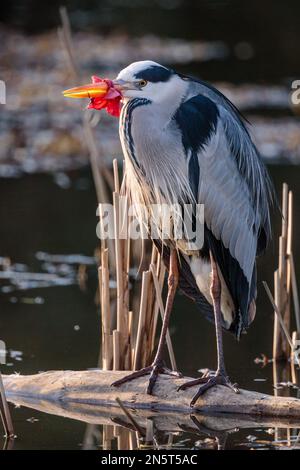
left=139, top=79, right=148, bottom=87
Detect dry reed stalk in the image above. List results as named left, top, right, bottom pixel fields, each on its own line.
left=102, top=424, right=114, bottom=450
left=278, top=184, right=289, bottom=358
left=113, top=424, right=121, bottom=438
left=272, top=359, right=292, bottom=444
left=264, top=282, right=300, bottom=367
left=282, top=185, right=291, bottom=355
left=117, top=427, right=129, bottom=450
left=113, top=194, right=125, bottom=327
left=290, top=253, right=300, bottom=333
left=98, top=265, right=103, bottom=368
left=129, top=431, right=139, bottom=450
left=127, top=310, right=134, bottom=367
left=98, top=204, right=114, bottom=370
left=143, top=253, right=171, bottom=369
left=2, top=437, right=14, bottom=450
left=133, top=270, right=151, bottom=370
left=120, top=212, right=131, bottom=362
left=117, top=161, right=130, bottom=367
left=113, top=159, right=120, bottom=193
left=273, top=270, right=281, bottom=360
left=287, top=428, right=291, bottom=447
left=287, top=190, right=293, bottom=257
left=128, top=310, right=133, bottom=340
left=0, top=373, right=14, bottom=437
left=58, top=7, right=79, bottom=76
left=150, top=263, right=177, bottom=371
left=112, top=159, right=131, bottom=369
left=141, top=246, right=157, bottom=366
left=291, top=331, right=300, bottom=384
left=272, top=184, right=299, bottom=361
left=285, top=190, right=293, bottom=341
left=99, top=250, right=112, bottom=370
left=272, top=357, right=279, bottom=442
left=121, top=194, right=131, bottom=367
left=113, top=330, right=121, bottom=371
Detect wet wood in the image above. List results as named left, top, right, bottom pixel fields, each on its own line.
left=3, top=370, right=300, bottom=419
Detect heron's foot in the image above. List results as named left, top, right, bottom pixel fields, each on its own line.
left=178, top=370, right=239, bottom=407
left=111, top=360, right=182, bottom=395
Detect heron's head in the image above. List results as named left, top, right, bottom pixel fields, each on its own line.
left=113, top=60, right=186, bottom=105
left=62, top=60, right=186, bottom=116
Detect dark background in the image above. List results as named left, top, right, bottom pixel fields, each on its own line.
left=1, top=0, right=300, bottom=82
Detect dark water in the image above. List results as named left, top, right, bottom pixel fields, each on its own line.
left=0, top=165, right=299, bottom=450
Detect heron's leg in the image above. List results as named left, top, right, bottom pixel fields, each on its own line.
left=178, top=251, right=239, bottom=406
left=111, top=248, right=181, bottom=393
left=210, top=250, right=226, bottom=375
left=146, top=247, right=180, bottom=393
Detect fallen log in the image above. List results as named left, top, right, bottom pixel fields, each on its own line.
left=3, top=370, right=300, bottom=422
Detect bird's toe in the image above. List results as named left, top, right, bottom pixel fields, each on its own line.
left=177, top=371, right=239, bottom=406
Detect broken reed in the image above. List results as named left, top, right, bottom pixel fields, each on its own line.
left=0, top=262, right=14, bottom=438
left=272, top=183, right=300, bottom=362
left=98, top=159, right=177, bottom=373
left=263, top=183, right=300, bottom=446
left=0, top=372, right=14, bottom=438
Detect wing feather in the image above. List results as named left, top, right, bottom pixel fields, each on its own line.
left=173, top=88, right=272, bottom=334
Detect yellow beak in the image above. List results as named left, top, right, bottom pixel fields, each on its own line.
left=62, top=82, right=108, bottom=99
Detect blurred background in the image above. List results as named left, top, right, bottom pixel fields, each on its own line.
left=0, top=0, right=300, bottom=450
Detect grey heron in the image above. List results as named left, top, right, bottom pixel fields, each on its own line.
left=64, top=61, right=273, bottom=406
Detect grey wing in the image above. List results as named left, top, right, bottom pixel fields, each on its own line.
left=174, top=88, right=272, bottom=335
left=198, top=114, right=259, bottom=284
left=200, top=119, right=260, bottom=334
left=187, top=77, right=273, bottom=246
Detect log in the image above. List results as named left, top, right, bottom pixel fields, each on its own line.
left=3, top=370, right=300, bottom=427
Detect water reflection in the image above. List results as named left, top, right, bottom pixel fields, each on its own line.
left=3, top=389, right=300, bottom=450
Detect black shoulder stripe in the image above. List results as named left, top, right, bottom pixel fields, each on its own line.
left=174, top=94, right=219, bottom=155
left=178, top=73, right=250, bottom=127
